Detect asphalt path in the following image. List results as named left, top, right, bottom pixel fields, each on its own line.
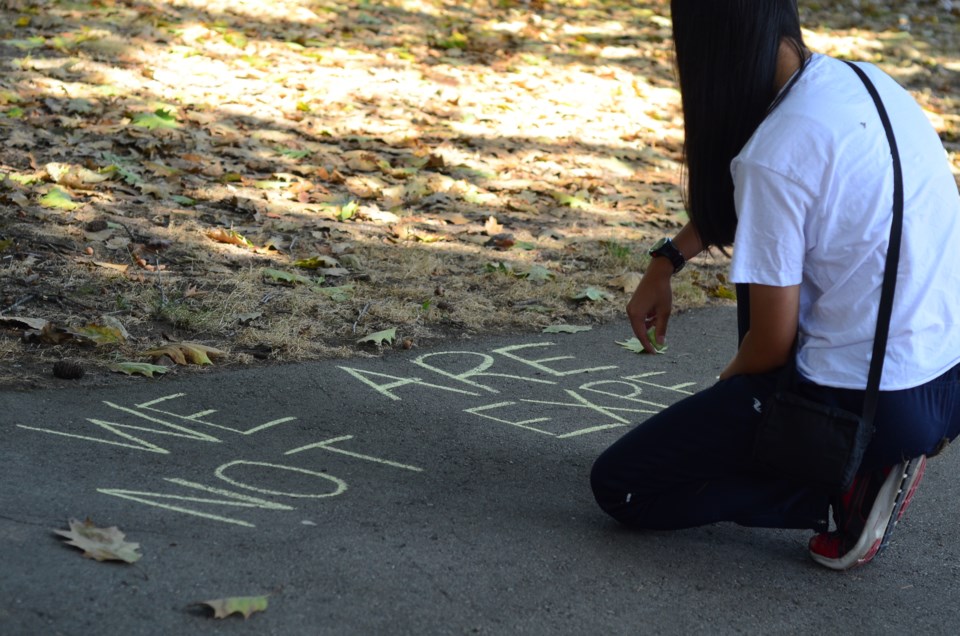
left=2, top=305, right=959, bottom=635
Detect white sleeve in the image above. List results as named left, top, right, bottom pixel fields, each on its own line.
left=729, top=160, right=812, bottom=287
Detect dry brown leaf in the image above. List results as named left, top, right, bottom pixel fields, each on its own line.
left=54, top=518, right=142, bottom=563
left=207, top=229, right=255, bottom=250
left=611, top=272, right=643, bottom=293
left=484, top=216, right=503, bottom=235
left=343, top=150, right=382, bottom=172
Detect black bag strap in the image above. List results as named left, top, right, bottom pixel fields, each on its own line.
left=843, top=60, right=905, bottom=426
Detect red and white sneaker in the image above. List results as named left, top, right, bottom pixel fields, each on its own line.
left=809, top=455, right=927, bottom=571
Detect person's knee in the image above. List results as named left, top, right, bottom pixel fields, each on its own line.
left=590, top=450, right=635, bottom=523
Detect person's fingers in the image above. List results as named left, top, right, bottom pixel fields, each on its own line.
left=654, top=310, right=670, bottom=348
left=635, top=311, right=658, bottom=353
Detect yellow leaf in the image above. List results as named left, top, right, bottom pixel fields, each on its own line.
left=199, top=595, right=269, bottom=620
left=145, top=342, right=224, bottom=366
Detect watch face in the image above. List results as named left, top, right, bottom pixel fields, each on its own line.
left=650, top=237, right=669, bottom=252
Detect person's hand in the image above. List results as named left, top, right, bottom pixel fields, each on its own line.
left=626, top=256, right=674, bottom=353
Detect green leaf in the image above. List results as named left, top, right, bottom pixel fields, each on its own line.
left=336, top=200, right=359, bottom=222
left=484, top=261, right=514, bottom=275
left=358, top=327, right=396, bottom=345
left=316, top=285, right=353, bottom=301
left=521, top=265, right=555, bottom=282
left=434, top=30, right=468, bottom=50
left=69, top=324, right=126, bottom=345
left=7, top=172, right=40, bottom=185
left=5, top=37, right=45, bottom=50
left=294, top=255, right=339, bottom=270
left=617, top=328, right=667, bottom=354
left=40, top=187, right=81, bottom=210
left=4, top=106, right=24, bottom=119
left=131, top=108, right=179, bottom=130
left=553, top=192, right=591, bottom=209
left=571, top=286, right=609, bottom=302
left=171, top=195, right=196, bottom=206
left=199, top=595, right=269, bottom=620
left=223, top=32, right=248, bottom=49
left=275, top=148, right=312, bottom=160
left=262, top=268, right=315, bottom=286
left=110, top=362, right=169, bottom=378
left=542, top=325, right=593, bottom=334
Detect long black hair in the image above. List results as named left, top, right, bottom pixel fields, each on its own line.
left=671, top=0, right=808, bottom=249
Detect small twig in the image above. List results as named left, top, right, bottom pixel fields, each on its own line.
left=1, top=294, right=35, bottom=314
left=155, top=255, right=167, bottom=306
left=353, top=302, right=372, bottom=333
left=115, top=221, right=139, bottom=243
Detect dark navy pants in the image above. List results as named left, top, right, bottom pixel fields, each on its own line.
left=591, top=289, right=960, bottom=532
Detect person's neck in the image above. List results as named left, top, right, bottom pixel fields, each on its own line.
left=774, top=39, right=810, bottom=92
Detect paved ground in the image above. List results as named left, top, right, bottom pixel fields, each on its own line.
left=2, top=305, right=959, bottom=635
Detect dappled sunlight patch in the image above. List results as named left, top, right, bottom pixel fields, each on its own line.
left=0, top=0, right=954, bottom=386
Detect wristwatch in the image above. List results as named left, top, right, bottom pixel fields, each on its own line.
left=648, top=237, right=685, bottom=273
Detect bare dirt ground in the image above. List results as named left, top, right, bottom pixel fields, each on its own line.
left=1, top=0, right=957, bottom=390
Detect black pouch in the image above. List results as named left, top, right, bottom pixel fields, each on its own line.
left=751, top=390, right=873, bottom=493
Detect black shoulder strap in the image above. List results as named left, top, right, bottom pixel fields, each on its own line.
left=843, top=60, right=904, bottom=425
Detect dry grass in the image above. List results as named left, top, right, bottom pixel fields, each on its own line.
left=0, top=0, right=955, bottom=389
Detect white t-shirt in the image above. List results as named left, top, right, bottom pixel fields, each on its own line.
left=729, top=54, right=960, bottom=390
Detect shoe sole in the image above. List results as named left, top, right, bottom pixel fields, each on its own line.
left=877, top=454, right=927, bottom=554
left=810, top=456, right=925, bottom=571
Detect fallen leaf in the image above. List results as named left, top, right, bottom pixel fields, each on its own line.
left=485, top=233, right=515, bottom=250
left=53, top=518, right=142, bottom=563
left=572, top=287, right=610, bottom=302
left=131, top=108, right=179, bottom=130
left=110, top=362, right=169, bottom=377
left=45, top=163, right=111, bottom=189
left=69, top=322, right=127, bottom=345
left=617, top=328, right=667, bottom=354
left=336, top=200, right=359, bottom=222
left=208, top=229, right=255, bottom=249
left=65, top=316, right=129, bottom=345
left=358, top=327, right=396, bottom=345
left=294, top=255, right=340, bottom=270
left=711, top=284, right=737, bottom=300
left=484, top=216, right=503, bottom=235
left=198, top=595, right=269, bottom=620
left=542, top=325, right=593, bottom=334
left=236, top=311, right=262, bottom=324
left=343, top=150, right=382, bottom=172
left=145, top=342, right=224, bottom=365
left=263, top=268, right=316, bottom=286
left=38, top=323, right=74, bottom=345
left=521, top=265, right=555, bottom=282
left=39, top=187, right=81, bottom=210
left=316, top=285, right=354, bottom=301
left=485, top=261, right=514, bottom=275
left=0, top=316, right=49, bottom=330
left=611, top=272, right=643, bottom=293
